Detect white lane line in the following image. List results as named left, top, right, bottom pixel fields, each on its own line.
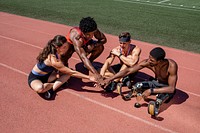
left=158, top=0, right=170, bottom=4
left=0, top=62, right=177, bottom=133
left=0, top=35, right=80, bottom=61
left=1, top=19, right=200, bottom=58
left=114, top=0, right=200, bottom=12
left=1, top=34, right=200, bottom=97
left=0, top=63, right=28, bottom=76
left=1, top=34, right=200, bottom=73
left=0, top=22, right=53, bottom=36
left=65, top=89, right=177, bottom=133
left=0, top=34, right=42, bottom=49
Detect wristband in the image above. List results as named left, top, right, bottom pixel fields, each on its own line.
left=150, top=88, right=154, bottom=94
left=119, top=53, right=123, bottom=58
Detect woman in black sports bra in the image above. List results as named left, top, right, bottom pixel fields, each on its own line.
left=28, top=35, right=95, bottom=100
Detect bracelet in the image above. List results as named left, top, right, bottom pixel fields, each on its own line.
left=150, top=88, right=154, bottom=94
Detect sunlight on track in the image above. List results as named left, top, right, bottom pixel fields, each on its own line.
left=0, top=62, right=177, bottom=133
left=0, top=34, right=200, bottom=97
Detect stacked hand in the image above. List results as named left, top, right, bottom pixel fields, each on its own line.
left=89, top=75, right=96, bottom=82
left=94, top=76, right=111, bottom=90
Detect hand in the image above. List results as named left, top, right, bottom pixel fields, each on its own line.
left=94, top=74, right=104, bottom=87
left=100, top=78, right=111, bottom=89
left=142, top=89, right=151, bottom=99
left=111, top=49, right=120, bottom=56
left=89, top=75, right=96, bottom=82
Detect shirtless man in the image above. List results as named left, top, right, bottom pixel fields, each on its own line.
left=103, top=47, right=178, bottom=103
left=100, top=32, right=141, bottom=92
left=62, top=17, right=107, bottom=82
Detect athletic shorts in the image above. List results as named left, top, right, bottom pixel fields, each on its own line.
left=28, top=71, right=51, bottom=88
left=139, top=80, right=176, bottom=102
left=111, top=64, right=137, bottom=78
left=111, top=64, right=122, bottom=73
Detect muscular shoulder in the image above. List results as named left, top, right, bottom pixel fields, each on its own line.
left=168, top=59, right=178, bottom=74
left=70, top=29, right=84, bottom=46
left=94, top=29, right=106, bottom=40
left=70, top=29, right=81, bottom=40
left=131, top=45, right=141, bottom=55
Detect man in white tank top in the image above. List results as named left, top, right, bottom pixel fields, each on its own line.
left=100, top=32, right=141, bottom=92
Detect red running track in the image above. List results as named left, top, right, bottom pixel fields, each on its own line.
left=0, top=12, right=200, bottom=133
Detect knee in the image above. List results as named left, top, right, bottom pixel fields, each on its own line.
left=33, top=84, right=44, bottom=93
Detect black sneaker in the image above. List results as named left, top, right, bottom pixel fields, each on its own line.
left=38, top=88, right=55, bottom=100
left=104, top=81, right=117, bottom=92
left=122, top=76, right=132, bottom=89
left=44, top=91, right=51, bottom=99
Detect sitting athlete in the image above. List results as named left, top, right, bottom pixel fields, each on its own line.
left=100, top=32, right=141, bottom=92
left=102, top=47, right=178, bottom=116
left=62, top=17, right=107, bottom=84
left=28, top=35, right=95, bottom=100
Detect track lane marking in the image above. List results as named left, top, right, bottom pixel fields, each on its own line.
left=1, top=34, right=200, bottom=73
left=0, top=34, right=200, bottom=97
left=114, top=0, right=200, bottom=12
left=1, top=21, right=200, bottom=57
left=0, top=62, right=178, bottom=133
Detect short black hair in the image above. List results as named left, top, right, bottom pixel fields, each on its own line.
left=79, top=17, right=97, bottom=33
left=150, top=47, right=166, bottom=61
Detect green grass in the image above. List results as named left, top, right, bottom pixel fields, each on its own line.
left=0, top=0, right=200, bottom=53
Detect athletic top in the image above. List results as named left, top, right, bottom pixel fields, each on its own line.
left=119, top=44, right=136, bottom=64
left=66, top=27, right=90, bottom=45
left=120, top=44, right=135, bottom=57
left=35, top=54, right=58, bottom=73
left=36, top=62, right=55, bottom=73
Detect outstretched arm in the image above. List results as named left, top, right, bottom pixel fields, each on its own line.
left=103, top=60, right=147, bottom=86
left=142, top=59, right=178, bottom=97
left=50, top=54, right=95, bottom=81
left=70, top=30, right=100, bottom=77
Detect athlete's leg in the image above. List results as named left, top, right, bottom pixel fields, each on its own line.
left=30, top=80, right=53, bottom=93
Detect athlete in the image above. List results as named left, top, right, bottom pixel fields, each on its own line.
left=100, top=32, right=141, bottom=92
left=62, top=17, right=106, bottom=84
left=28, top=35, right=95, bottom=100
left=102, top=47, right=178, bottom=114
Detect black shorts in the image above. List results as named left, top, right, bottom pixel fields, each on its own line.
left=111, top=64, right=137, bottom=78
left=28, top=72, right=51, bottom=88
left=111, top=64, right=122, bottom=73
left=139, top=80, right=175, bottom=102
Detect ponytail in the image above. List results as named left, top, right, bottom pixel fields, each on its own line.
left=36, top=35, right=67, bottom=62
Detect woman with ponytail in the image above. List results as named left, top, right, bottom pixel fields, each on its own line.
left=28, top=35, right=95, bottom=100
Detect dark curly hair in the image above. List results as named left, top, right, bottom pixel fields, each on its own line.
left=79, top=17, right=97, bottom=33
left=36, top=35, right=67, bottom=62
left=150, top=47, right=166, bottom=61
